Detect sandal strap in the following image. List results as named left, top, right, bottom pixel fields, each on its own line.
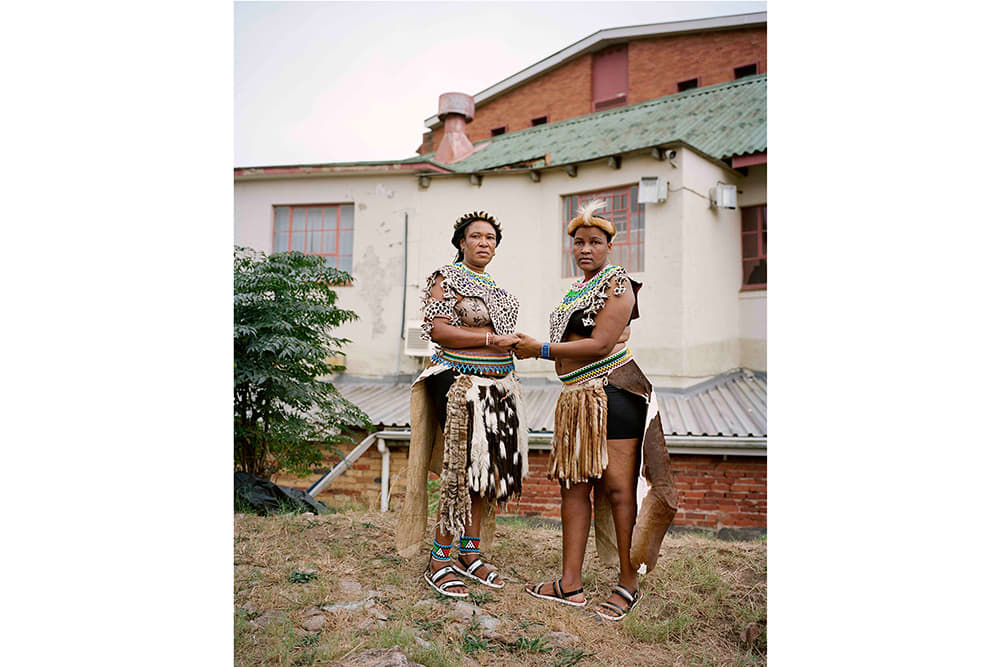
left=464, top=558, right=485, bottom=576
left=557, top=579, right=584, bottom=599
left=612, top=584, right=637, bottom=605
left=485, top=571, right=498, bottom=584
left=599, top=600, right=627, bottom=616
left=438, top=579, right=465, bottom=590
left=429, top=565, right=455, bottom=583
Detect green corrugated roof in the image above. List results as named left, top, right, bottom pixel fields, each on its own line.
left=433, top=74, right=766, bottom=173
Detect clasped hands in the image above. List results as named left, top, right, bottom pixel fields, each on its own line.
left=490, top=332, right=544, bottom=359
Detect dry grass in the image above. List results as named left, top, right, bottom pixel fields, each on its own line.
left=234, top=508, right=766, bottom=666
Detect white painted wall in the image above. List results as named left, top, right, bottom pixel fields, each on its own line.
left=234, top=148, right=766, bottom=382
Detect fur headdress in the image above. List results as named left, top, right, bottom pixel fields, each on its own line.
left=567, top=199, right=615, bottom=240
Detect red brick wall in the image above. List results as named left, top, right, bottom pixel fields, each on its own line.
left=276, top=447, right=766, bottom=533
left=501, top=451, right=767, bottom=532
left=274, top=446, right=409, bottom=510
left=423, top=27, right=766, bottom=154
left=627, top=28, right=766, bottom=102
left=670, top=454, right=767, bottom=530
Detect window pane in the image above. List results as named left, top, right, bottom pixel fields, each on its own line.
left=339, top=229, right=354, bottom=255
left=308, top=230, right=323, bottom=253
left=340, top=205, right=354, bottom=230
left=339, top=255, right=352, bottom=273
left=630, top=186, right=638, bottom=212
left=323, top=230, right=338, bottom=253
left=762, top=231, right=767, bottom=256
left=743, top=259, right=766, bottom=286
left=274, top=207, right=289, bottom=233
left=323, top=255, right=338, bottom=270
left=292, top=208, right=306, bottom=231
left=635, top=243, right=644, bottom=272
left=742, top=233, right=758, bottom=258
left=761, top=206, right=767, bottom=230
left=290, top=231, right=305, bottom=252
left=308, top=208, right=323, bottom=231
left=742, top=207, right=758, bottom=233
left=323, top=207, right=338, bottom=228
left=274, top=231, right=288, bottom=253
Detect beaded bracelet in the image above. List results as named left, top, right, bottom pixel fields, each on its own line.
left=541, top=342, right=550, bottom=360
left=486, top=332, right=492, bottom=347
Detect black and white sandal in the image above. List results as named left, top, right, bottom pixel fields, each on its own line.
left=525, top=579, right=587, bottom=607
left=454, top=555, right=505, bottom=589
left=594, top=584, right=641, bottom=622
left=423, top=564, right=469, bottom=598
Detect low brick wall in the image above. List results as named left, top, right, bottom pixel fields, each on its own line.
left=273, top=444, right=409, bottom=510
left=274, top=444, right=766, bottom=534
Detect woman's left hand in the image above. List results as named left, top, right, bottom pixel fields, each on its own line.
left=513, top=333, right=542, bottom=359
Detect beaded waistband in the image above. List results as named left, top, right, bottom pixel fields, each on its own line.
left=558, top=348, right=632, bottom=385
left=431, top=348, right=515, bottom=376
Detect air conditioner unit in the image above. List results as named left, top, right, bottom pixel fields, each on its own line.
left=404, top=320, right=434, bottom=357
left=638, top=177, right=668, bottom=204
left=709, top=183, right=738, bottom=209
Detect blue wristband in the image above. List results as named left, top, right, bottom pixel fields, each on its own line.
left=541, top=342, right=550, bottom=360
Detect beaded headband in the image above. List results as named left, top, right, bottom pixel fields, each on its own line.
left=567, top=199, right=616, bottom=240
left=454, top=210, right=501, bottom=232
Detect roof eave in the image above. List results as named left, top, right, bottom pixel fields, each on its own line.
left=234, top=161, right=451, bottom=181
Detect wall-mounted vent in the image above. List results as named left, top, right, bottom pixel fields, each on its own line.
left=709, top=183, right=738, bottom=209
left=404, top=321, right=434, bottom=357
left=638, top=177, right=668, bottom=204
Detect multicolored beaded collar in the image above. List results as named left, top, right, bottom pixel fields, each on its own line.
left=555, top=264, right=621, bottom=312
left=548, top=264, right=630, bottom=343
left=453, top=261, right=497, bottom=288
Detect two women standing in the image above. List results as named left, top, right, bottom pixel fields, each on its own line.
left=396, top=204, right=677, bottom=620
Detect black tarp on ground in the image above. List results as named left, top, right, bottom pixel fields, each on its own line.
left=234, top=472, right=330, bottom=515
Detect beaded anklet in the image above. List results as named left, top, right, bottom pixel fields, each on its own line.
left=431, top=539, right=453, bottom=563
left=458, top=536, right=481, bottom=555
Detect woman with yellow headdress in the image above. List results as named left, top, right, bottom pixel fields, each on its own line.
left=514, top=200, right=678, bottom=622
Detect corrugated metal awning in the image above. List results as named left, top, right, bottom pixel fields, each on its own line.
left=332, top=368, right=765, bottom=438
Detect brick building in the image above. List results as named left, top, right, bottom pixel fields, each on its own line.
left=418, top=13, right=766, bottom=154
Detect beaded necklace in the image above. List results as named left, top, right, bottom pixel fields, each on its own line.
left=454, top=261, right=497, bottom=288
left=548, top=264, right=629, bottom=343
left=554, top=264, right=620, bottom=313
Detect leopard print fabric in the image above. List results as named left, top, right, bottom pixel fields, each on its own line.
left=549, top=265, right=632, bottom=343
left=420, top=263, right=519, bottom=342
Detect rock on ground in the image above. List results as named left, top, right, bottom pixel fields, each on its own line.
left=542, top=631, right=581, bottom=647
left=334, top=645, right=422, bottom=667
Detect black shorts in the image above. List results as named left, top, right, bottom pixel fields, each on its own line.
left=424, top=369, right=458, bottom=431
left=604, top=383, right=647, bottom=439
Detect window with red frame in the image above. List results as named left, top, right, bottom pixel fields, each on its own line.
left=561, top=186, right=644, bottom=277
left=741, top=205, right=766, bottom=289
left=272, top=204, right=354, bottom=273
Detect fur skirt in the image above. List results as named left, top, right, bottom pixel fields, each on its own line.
left=438, top=372, right=528, bottom=537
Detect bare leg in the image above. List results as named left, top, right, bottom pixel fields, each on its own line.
left=524, top=481, right=591, bottom=604
left=456, top=493, right=504, bottom=585
left=595, top=437, right=641, bottom=611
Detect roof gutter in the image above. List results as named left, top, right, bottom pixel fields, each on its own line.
left=234, top=162, right=451, bottom=181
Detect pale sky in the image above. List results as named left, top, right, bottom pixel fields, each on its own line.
left=235, top=0, right=766, bottom=167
